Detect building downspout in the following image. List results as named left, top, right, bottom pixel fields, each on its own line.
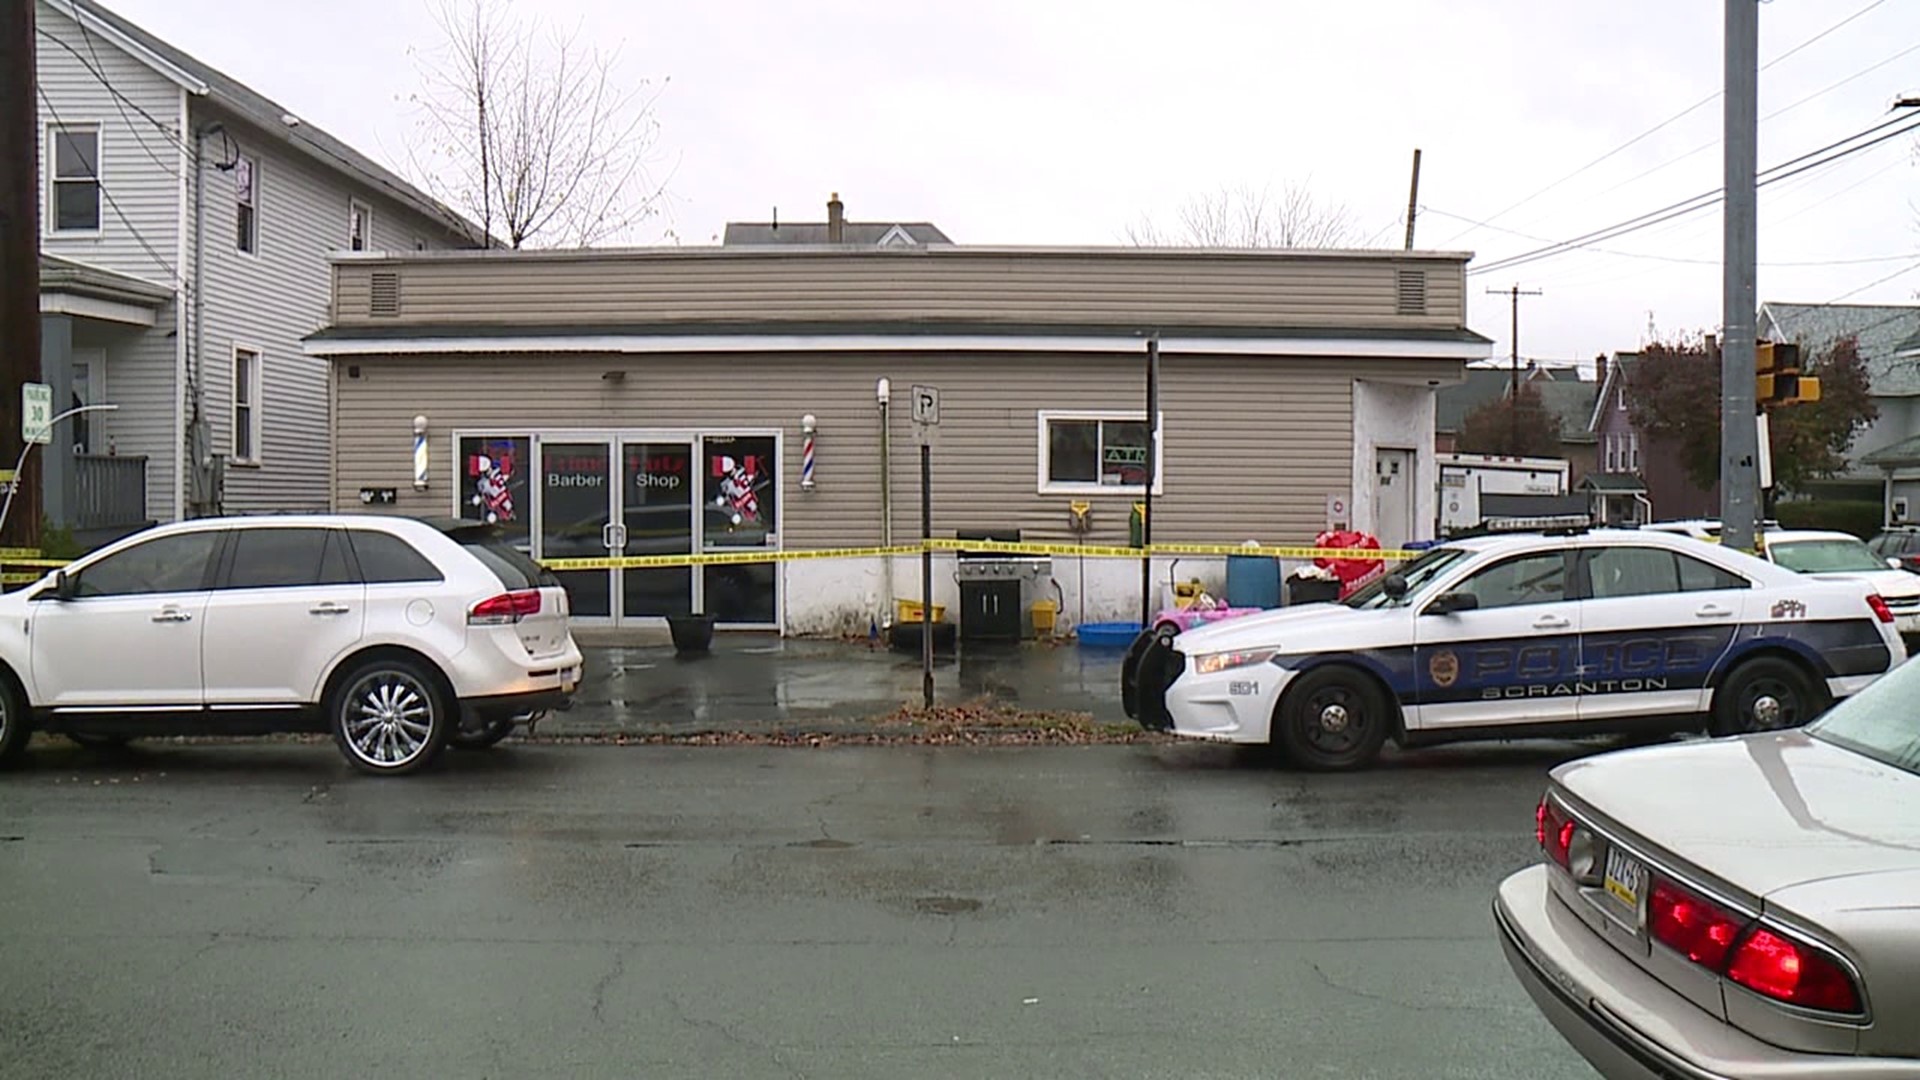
left=877, top=377, right=893, bottom=622
left=189, top=122, right=222, bottom=517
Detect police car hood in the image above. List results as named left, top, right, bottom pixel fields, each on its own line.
left=1173, top=602, right=1392, bottom=654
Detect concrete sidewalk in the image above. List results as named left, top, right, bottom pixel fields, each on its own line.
left=543, top=632, right=1129, bottom=737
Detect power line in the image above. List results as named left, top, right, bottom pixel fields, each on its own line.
left=1822, top=257, right=1920, bottom=305
left=36, top=84, right=181, bottom=285
left=1468, top=112, right=1920, bottom=277
left=1436, top=0, right=1894, bottom=246
left=34, top=25, right=189, bottom=159
left=70, top=15, right=182, bottom=180
left=1424, top=206, right=1917, bottom=268
left=1583, top=37, right=1920, bottom=207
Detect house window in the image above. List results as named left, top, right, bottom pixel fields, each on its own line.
left=348, top=199, right=372, bottom=252
left=1628, top=432, right=1641, bottom=471
left=1038, top=411, right=1162, bottom=494
left=1605, top=435, right=1620, bottom=473
left=232, top=347, right=262, bottom=463
left=48, top=124, right=101, bottom=233
left=234, top=154, right=258, bottom=254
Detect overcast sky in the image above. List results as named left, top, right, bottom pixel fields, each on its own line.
left=99, top=0, right=1920, bottom=368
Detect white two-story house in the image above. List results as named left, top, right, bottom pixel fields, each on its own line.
left=35, top=0, right=481, bottom=548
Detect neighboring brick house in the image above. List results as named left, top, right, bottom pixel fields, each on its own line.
left=1582, top=352, right=1718, bottom=524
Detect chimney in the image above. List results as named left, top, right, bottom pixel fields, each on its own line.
left=826, top=192, right=844, bottom=244
left=1595, top=353, right=1607, bottom=384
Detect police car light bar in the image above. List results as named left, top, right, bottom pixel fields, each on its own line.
left=1481, top=514, right=1595, bottom=533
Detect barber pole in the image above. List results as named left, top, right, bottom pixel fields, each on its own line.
left=412, top=430, right=429, bottom=489
left=801, top=414, right=817, bottom=490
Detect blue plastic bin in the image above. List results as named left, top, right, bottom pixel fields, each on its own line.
left=1077, top=621, right=1143, bottom=648
left=1225, top=555, right=1281, bottom=608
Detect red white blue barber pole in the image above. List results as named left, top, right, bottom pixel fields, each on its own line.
left=801, top=413, right=816, bottom=490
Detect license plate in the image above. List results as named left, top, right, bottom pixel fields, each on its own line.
left=1604, top=847, right=1645, bottom=911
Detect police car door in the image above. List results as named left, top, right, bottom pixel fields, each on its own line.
left=1410, top=549, right=1581, bottom=730
left=1575, top=544, right=1748, bottom=722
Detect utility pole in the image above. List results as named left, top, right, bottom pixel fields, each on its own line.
left=1403, top=149, right=1423, bottom=250
left=1721, top=0, right=1760, bottom=554
left=0, top=0, right=42, bottom=552
left=1487, top=285, right=1543, bottom=453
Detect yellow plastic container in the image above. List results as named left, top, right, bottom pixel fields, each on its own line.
left=1031, top=600, right=1059, bottom=635
left=896, top=598, right=947, bottom=624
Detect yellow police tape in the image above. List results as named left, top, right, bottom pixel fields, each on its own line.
left=537, top=539, right=1415, bottom=572
left=0, top=540, right=1416, bottom=580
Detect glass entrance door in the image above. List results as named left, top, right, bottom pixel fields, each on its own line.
left=619, top=440, right=694, bottom=619
left=538, top=439, right=616, bottom=622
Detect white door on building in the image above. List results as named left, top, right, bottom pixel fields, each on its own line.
left=1373, top=448, right=1415, bottom=548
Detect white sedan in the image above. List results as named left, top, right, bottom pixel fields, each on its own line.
left=1122, top=528, right=1907, bottom=770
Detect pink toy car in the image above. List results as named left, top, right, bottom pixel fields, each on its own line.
left=1151, top=605, right=1265, bottom=634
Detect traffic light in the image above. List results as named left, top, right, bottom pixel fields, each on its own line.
left=1756, top=341, right=1821, bottom=406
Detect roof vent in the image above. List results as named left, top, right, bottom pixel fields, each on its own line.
left=370, top=271, right=401, bottom=318
left=1396, top=269, right=1427, bottom=315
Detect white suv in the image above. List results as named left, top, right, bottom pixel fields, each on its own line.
left=0, top=515, right=582, bottom=776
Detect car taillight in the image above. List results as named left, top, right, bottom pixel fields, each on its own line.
left=1649, top=878, right=1865, bottom=1015
left=1867, top=594, right=1895, bottom=624
left=1649, top=879, right=1743, bottom=968
left=1728, top=928, right=1862, bottom=1013
left=1536, top=796, right=1575, bottom=868
left=469, top=590, right=542, bottom=625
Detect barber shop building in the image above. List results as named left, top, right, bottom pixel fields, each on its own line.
left=307, top=226, right=1489, bottom=636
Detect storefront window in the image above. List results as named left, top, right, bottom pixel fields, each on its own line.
left=458, top=435, right=531, bottom=549
left=1039, top=412, right=1160, bottom=493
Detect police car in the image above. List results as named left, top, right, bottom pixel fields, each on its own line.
left=1121, top=528, right=1907, bottom=770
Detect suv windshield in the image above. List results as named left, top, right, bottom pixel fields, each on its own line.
left=1767, top=538, right=1886, bottom=574
left=1343, top=546, right=1470, bottom=609
left=439, top=523, right=561, bottom=590
left=1808, top=660, right=1920, bottom=777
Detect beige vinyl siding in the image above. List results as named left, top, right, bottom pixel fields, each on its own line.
left=34, top=1, right=184, bottom=288
left=331, top=249, right=1469, bottom=331
left=332, top=351, right=1454, bottom=549
left=190, top=104, right=471, bottom=514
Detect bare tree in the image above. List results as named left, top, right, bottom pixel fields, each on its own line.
left=407, top=0, right=670, bottom=248
left=1125, top=182, right=1359, bottom=248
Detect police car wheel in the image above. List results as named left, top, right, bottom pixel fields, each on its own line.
left=1713, top=657, right=1822, bottom=736
left=1275, top=667, right=1388, bottom=771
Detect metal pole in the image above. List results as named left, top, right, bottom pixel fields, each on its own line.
left=920, top=441, right=932, bottom=708
left=1721, top=0, right=1760, bottom=553
left=1510, top=286, right=1519, bottom=450
left=1140, top=338, right=1159, bottom=628
left=1, top=0, right=42, bottom=550
left=1403, top=149, right=1422, bottom=251
left=877, top=380, right=893, bottom=617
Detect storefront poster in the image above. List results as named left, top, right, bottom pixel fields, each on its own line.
left=458, top=435, right=531, bottom=547
left=704, top=436, right=776, bottom=540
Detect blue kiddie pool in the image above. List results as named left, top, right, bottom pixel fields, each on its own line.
left=1077, top=621, right=1144, bottom=648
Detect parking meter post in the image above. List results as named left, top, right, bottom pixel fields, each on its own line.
left=920, top=441, right=933, bottom=709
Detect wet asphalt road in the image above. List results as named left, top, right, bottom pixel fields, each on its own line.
left=0, top=740, right=1599, bottom=1080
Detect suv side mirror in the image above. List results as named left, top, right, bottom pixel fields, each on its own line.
left=1426, top=591, right=1479, bottom=616
left=1382, top=573, right=1409, bottom=602
left=52, top=569, right=75, bottom=601
left=1890, top=558, right=1904, bottom=571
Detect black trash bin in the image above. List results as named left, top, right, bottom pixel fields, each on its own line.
left=667, top=613, right=716, bottom=654
left=1287, top=577, right=1341, bottom=606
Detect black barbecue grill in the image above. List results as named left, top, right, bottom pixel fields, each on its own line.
left=953, top=529, right=1052, bottom=642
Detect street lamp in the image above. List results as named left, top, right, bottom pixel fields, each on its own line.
left=0, top=403, right=121, bottom=541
